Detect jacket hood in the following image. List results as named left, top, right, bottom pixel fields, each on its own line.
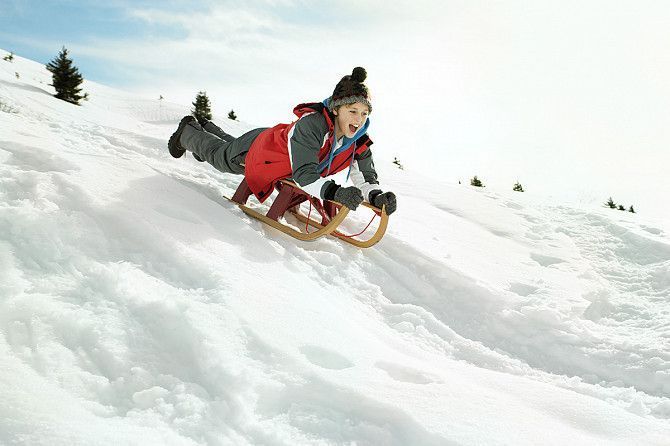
left=293, top=102, right=334, bottom=129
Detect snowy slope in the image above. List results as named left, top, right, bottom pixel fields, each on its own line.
left=1, top=50, right=670, bottom=446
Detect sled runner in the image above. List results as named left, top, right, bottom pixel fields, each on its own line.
left=227, top=179, right=389, bottom=247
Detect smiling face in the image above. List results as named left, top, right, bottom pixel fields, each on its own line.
left=333, top=102, right=370, bottom=138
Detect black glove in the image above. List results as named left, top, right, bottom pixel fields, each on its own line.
left=333, top=186, right=364, bottom=210
left=370, top=190, right=397, bottom=215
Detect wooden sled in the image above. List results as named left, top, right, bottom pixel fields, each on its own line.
left=227, top=178, right=389, bottom=247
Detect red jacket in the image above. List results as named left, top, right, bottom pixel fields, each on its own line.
left=244, top=102, right=372, bottom=202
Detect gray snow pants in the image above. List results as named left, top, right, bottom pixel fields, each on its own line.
left=180, top=121, right=268, bottom=175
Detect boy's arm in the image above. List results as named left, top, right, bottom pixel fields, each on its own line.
left=352, top=146, right=398, bottom=215
left=288, top=112, right=336, bottom=198
left=350, top=148, right=382, bottom=202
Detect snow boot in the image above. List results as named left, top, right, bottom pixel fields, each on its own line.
left=168, top=115, right=198, bottom=158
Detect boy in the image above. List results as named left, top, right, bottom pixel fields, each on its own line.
left=168, top=67, right=397, bottom=214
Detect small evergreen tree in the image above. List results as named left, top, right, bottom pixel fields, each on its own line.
left=228, top=109, right=237, bottom=120
left=606, top=197, right=616, bottom=209
left=15, top=72, right=20, bottom=79
left=629, top=205, right=635, bottom=213
left=46, top=47, right=87, bottom=105
left=513, top=181, right=524, bottom=192
left=392, top=157, right=404, bottom=170
left=470, top=175, right=484, bottom=187
left=617, top=204, right=625, bottom=211
left=3, top=52, right=14, bottom=62
left=191, top=91, right=212, bottom=124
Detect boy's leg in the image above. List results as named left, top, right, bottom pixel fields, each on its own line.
left=219, top=127, right=268, bottom=173
left=191, top=120, right=235, bottom=161
left=171, top=117, right=266, bottom=174
left=201, top=120, right=235, bottom=142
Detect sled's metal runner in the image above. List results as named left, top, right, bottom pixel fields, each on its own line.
left=226, top=179, right=389, bottom=247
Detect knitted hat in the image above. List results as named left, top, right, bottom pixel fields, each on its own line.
left=328, top=67, right=372, bottom=113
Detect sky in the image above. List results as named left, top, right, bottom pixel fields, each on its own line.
left=1, top=0, right=669, bottom=220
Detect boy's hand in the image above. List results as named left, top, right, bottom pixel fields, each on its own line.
left=370, top=191, right=397, bottom=215
left=334, top=186, right=364, bottom=210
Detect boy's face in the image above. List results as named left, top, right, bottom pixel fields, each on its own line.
left=333, top=102, right=369, bottom=138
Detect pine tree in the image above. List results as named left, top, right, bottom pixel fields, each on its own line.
left=513, top=181, right=524, bottom=192
left=392, top=157, right=404, bottom=170
left=228, top=109, right=237, bottom=120
left=629, top=205, right=635, bottom=213
left=470, top=176, right=484, bottom=187
left=191, top=91, right=212, bottom=124
left=617, top=204, right=625, bottom=211
left=46, top=47, right=87, bottom=105
left=606, top=197, right=616, bottom=209
left=3, top=52, right=14, bottom=62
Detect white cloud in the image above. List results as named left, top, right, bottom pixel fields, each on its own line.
left=73, top=1, right=448, bottom=127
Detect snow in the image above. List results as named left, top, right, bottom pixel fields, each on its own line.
left=1, top=50, right=670, bottom=445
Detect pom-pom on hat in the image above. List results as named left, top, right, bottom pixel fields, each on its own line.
left=328, top=67, right=372, bottom=113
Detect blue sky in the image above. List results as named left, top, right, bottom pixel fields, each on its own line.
left=0, top=0, right=409, bottom=87
left=2, top=1, right=670, bottom=219
left=0, top=0, right=450, bottom=126
left=0, top=0, right=189, bottom=84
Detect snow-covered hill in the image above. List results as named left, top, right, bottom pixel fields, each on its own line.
left=1, top=50, right=669, bottom=445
